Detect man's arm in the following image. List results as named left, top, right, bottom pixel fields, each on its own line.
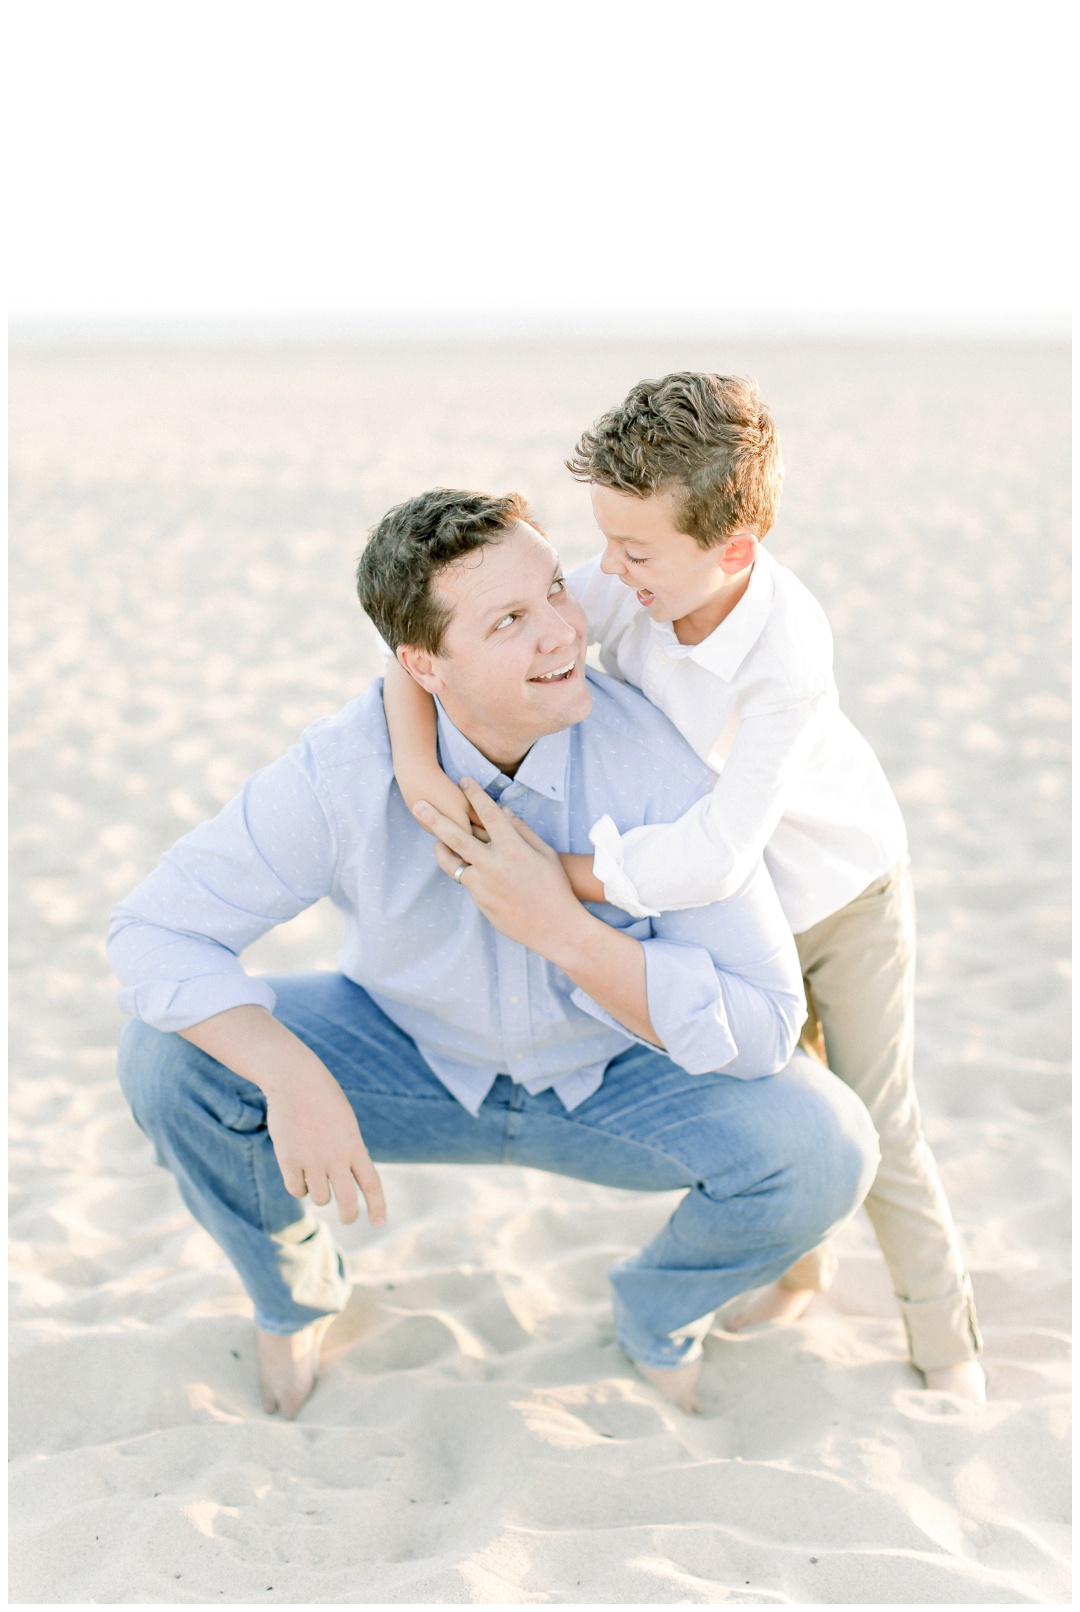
left=414, top=777, right=805, bottom=1076
left=412, top=781, right=661, bottom=1046
left=108, top=737, right=386, bottom=1223
left=179, top=1005, right=386, bottom=1226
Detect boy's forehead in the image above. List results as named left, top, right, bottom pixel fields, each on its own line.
left=590, top=483, right=681, bottom=541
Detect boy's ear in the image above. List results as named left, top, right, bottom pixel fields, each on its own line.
left=719, top=529, right=759, bottom=575
left=397, top=644, right=447, bottom=695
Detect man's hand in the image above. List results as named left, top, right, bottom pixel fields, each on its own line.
left=413, top=778, right=590, bottom=964
left=262, top=1061, right=386, bottom=1227
left=178, top=1005, right=386, bottom=1227
left=413, top=779, right=660, bottom=1046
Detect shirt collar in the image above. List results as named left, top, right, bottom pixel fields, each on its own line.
left=653, top=548, right=776, bottom=682
left=434, top=699, right=570, bottom=803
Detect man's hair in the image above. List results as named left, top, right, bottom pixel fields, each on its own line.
left=566, top=372, right=783, bottom=547
left=356, top=487, right=535, bottom=654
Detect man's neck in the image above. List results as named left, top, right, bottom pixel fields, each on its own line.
left=436, top=699, right=534, bottom=780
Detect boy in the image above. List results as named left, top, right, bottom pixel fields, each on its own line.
left=384, top=373, right=985, bottom=1401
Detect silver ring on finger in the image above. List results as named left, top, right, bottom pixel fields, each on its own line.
left=453, top=862, right=468, bottom=883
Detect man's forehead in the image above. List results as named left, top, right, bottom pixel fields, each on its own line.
left=436, top=524, right=556, bottom=607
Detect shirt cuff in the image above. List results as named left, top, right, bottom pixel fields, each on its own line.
left=641, top=938, right=739, bottom=1073
left=117, top=972, right=278, bottom=1033
left=569, top=939, right=739, bottom=1076
left=588, top=814, right=660, bottom=920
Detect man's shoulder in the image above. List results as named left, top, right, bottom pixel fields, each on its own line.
left=578, top=670, right=712, bottom=807
left=296, top=681, right=393, bottom=776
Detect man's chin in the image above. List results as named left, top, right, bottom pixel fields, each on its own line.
left=530, top=679, right=592, bottom=733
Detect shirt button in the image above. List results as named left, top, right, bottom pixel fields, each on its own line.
left=515, top=1051, right=524, bottom=1060
left=508, top=994, right=520, bottom=1005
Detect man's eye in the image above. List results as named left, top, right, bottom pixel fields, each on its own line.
left=494, top=613, right=517, bottom=630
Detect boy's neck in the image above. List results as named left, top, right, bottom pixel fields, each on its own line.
left=672, top=563, right=755, bottom=646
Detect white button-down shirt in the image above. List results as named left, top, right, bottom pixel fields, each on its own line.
left=108, top=672, right=806, bottom=1116
left=570, top=549, right=907, bottom=935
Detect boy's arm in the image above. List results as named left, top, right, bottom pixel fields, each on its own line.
left=591, top=698, right=825, bottom=916
left=413, top=783, right=660, bottom=1045
left=415, top=780, right=804, bottom=1074
left=383, top=654, right=474, bottom=834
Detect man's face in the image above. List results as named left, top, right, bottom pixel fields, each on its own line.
left=591, top=483, right=729, bottom=624
left=408, top=521, right=591, bottom=771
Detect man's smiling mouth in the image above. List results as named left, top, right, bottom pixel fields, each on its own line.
left=529, top=659, right=577, bottom=684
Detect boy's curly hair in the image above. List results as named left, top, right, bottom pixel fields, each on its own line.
left=567, top=372, right=783, bottom=547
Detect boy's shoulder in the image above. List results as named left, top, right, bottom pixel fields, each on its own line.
left=746, top=550, right=835, bottom=698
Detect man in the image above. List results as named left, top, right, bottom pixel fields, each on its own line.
left=109, top=488, right=878, bottom=1418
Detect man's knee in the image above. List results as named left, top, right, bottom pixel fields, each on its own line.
left=769, top=1053, right=880, bottom=1233
left=117, top=1018, right=221, bottom=1140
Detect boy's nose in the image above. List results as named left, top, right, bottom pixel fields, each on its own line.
left=599, top=543, right=624, bottom=577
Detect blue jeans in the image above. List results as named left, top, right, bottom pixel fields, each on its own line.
left=117, top=973, right=879, bottom=1369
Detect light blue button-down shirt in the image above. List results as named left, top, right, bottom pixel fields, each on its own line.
left=108, top=671, right=806, bottom=1116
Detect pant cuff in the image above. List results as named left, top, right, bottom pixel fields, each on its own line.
left=897, top=1273, right=983, bottom=1371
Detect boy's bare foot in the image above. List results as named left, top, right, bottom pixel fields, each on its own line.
left=632, top=1357, right=703, bottom=1413
left=724, top=1281, right=816, bottom=1332
left=922, top=1359, right=987, bottom=1403
left=255, top=1315, right=335, bottom=1419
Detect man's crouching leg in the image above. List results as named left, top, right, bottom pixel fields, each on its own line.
left=609, top=1051, right=879, bottom=1408
left=117, top=1018, right=351, bottom=1417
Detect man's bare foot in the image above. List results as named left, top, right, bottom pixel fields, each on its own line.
left=632, top=1357, right=703, bottom=1413
left=724, top=1282, right=816, bottom=1332
left=922, top=1359, right=987, bottom=1403
left=255, top=1315, right=335, bottom=1419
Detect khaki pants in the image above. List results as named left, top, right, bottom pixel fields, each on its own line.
left=788, top=862, right=982, bottom=1372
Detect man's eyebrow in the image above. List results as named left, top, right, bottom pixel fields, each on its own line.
left=480, top=563, right=564, bottom=624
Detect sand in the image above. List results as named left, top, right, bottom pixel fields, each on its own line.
left=8, top=337, right=1070, bottom=1604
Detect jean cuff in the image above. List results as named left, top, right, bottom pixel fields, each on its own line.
left=613, top=1300, right=713, bottom=1370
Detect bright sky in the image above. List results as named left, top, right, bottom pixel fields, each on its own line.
left=8, top=0, right=1073, bottom=328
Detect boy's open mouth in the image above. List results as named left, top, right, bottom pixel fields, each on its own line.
left=528, top=658, right=577, bottom=685
left=636, top=588, right=655, bottom=606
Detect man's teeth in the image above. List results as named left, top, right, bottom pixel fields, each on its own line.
left=532, top=660, right=575, bottom=682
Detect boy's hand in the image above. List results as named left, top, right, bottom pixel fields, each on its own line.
left=413, top=779, right=588, bottom=963
left=403, top=768, right=476, bottom=837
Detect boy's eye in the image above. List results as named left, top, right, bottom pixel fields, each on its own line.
left=549, top=576, right=567, bottom=595
left=625, top=554, right=647, bottom=566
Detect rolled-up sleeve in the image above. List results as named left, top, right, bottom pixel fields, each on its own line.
left=570, top=857, right=806, bottom=1079
left=107, top=741, right=338, bottom=1032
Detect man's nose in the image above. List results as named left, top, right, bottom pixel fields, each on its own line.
left=539, top=603, right=579, bottom=652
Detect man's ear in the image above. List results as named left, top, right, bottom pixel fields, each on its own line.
left=396, top=643, right=447, bottom=695
left=718, top=528, right=759, bottom=575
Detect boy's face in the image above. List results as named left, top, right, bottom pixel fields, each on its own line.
left=591, top=485, right=747, bottom=625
